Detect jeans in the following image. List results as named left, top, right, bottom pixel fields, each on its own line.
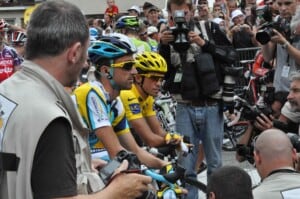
left=176, top=103, right=223, bottom=199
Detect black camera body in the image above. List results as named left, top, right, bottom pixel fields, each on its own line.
left=243, top=104, right=273, bottom=121
left=170, top=10, right=190, bottom=53
left=256, top=18, right=291, bottom=45
left=99, top=150, right=141, bottom=185
left=98, top=150, right=156, bottom=199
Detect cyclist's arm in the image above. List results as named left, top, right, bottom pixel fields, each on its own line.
left=118, top=132, right=169, bottom=169
left=95, top=126, right=125, bottom=158
left=145, top=115, right=167, bottom=137
left=129, top=118, right=166, bottom=147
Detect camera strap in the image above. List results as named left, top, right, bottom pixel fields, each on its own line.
left=195, top=20, right=215, bottom=44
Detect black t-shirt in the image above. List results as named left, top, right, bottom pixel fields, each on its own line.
left=31, top=117, right=77, bottom=198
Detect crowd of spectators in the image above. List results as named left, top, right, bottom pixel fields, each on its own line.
left=1, top=0, right=300, bottom=198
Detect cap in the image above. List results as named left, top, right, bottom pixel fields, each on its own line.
left=231, top=9, right=244, bottom=20
left=147, top=26, right=158, bottom=35
left=128, top=5, right=140, bottom=15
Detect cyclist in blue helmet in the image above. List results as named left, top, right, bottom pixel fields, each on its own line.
left=73, top=33, right=169, bottom=169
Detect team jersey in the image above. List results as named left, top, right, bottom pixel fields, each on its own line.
left=120, top=84, right=156, bottom=121
left=0, top=45, right=23, bottom=82
left=130, top=37, right=151, bottom=54
left=73, top=80, right=130, bottom=152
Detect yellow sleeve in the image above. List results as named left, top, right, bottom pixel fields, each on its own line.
left=120, top=90, right=143, bottom=121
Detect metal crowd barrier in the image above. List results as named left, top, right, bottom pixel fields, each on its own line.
left=235, top=47, right=262, bottom=68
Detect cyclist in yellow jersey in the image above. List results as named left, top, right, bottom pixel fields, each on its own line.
left=120, top=52, right=181, bottom=147
left=73, top=33, right=168, bottom=169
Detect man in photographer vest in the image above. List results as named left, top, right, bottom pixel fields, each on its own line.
left=253, top=129, right=300, bottom=199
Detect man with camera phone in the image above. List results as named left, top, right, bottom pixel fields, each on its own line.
left=159, top=0, right=237, bottom=198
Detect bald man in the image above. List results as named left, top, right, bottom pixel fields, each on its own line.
left=253, top=129, right=300, bottom=199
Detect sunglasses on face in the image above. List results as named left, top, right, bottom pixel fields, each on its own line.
left=141, top=74, right=164, bottom=82
left=111, top=61, right=136, bottom=71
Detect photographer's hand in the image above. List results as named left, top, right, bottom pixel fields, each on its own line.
left=160, top=30, right=174, bottom=45
left=254, top=113, right=274, bottom=131
left=188, top=31, right=205, bottom=47
left=92, top=158, right=107, bottom=172
left=105, top=160, right=153, bottom=199
left=271, top=29, right=287, bottom=45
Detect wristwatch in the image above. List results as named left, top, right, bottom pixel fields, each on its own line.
left=282, top=41, right=290, bottom=49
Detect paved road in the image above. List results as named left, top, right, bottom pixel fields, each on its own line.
left=197, top=150, right=261, bottom=198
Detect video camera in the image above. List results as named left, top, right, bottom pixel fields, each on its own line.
left=255, top=5, right=291, bottom=45
left=170, top=10, right=190, bottom=53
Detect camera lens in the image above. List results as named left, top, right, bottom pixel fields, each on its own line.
left=256, top=28, right=273, bottom=45
left=223, top=75, right=235, bottom=112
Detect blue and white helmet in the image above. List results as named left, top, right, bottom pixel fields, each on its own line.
left=88, top=33, right=136, bottom=64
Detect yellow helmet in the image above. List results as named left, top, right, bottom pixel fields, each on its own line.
left=135, top=52, right=167, bottom=74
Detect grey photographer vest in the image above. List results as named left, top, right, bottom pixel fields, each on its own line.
left=0, top=61, right=104, bottom=199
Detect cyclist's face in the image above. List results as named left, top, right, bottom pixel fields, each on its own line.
left=140, top=74, right=164, bottom=97
left=287, top=80, right=300, bottom=111
left=276, top=0, right=296, bottom=19
left=112, top=55, right=137, bottom=90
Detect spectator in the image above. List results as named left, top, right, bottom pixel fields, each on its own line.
left=229, top=9, right=258, bottom=48
left=142, top=2, right=154, bottom=21
left=139, top=24, right=158, bottom=52
left=227, top=0, right=239, bottom=17
left=147, top=25, right=160, bottom=43
left=196, top=0, right=212, bottom=21
left=93, top=18, right=104, bottom=37
left=0, top=33, right=23, bottom=83
left=102, top=13, right=113, bottom=35
left=0, top=1, right=151, bottom=199
left=128, top=5, right=140, bottom=17
left=253, top=129, right=300, bottom=198
left=207, top=166, right=253, bottom=199
left=146, top=5, right=167, bottom=33
left=212, top=3, right=223, bottom=18
left=159, top=0, right=236, bottom=198
left=104, top=0, right=119, bottom=19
